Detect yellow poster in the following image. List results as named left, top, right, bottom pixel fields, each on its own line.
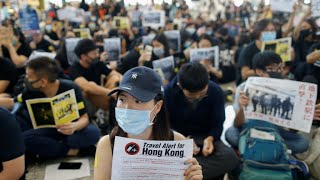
left=113, top=16, right=129, bottom=30
left=261, top=37, right=292, bottom=62
left=73, top=28, right=91, bottom=39
left=26, top=89, right=80, bottom=129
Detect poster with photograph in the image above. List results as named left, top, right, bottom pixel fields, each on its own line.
left=66, top=38, right=81, bottom=65
left=73, top=28, right=91, bottom=39
left=270, top=0, right=297, bottom=13
left=190, top=46, right=220, bottom=68
left=111, top=136, right=193, bottom=180
left=113, top=16, right=129, bottom=29
left=130, top=10, right=142, bottom=26
left=142, top=10, right=165, bottom=28
left=19, top=6, right=40, bottom=35
left=164, top=30, right=181, bottom=53
left=244, top=77, right=318, bottom=133
left=312, top=0, right=320, bottom=17
left=104, top=38, right=121, bottom=61
left=152, top=56, right=175, bottom=84
left=26, top=90, right=80, bottom=129
left=261, top=37, right=292, bottom=62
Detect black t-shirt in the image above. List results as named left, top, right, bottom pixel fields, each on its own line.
left=55, top=41, right=69, bottom=71
left=69, top=60, right=112, bottom=85
left=307, top=42, right=320, bottom=79
left=15, top=79, right=87, bottom=116
left=238, top=41, right=260, bottom=69
left=0, top=107, right=25, bottom=172
left=0, top=58, right=18, bottom=94
left=2, top=44, right=32, bottom=76
left=36, top=39, right=53, bottom=52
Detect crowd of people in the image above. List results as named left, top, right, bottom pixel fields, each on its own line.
left=0, top=0, right=320, bottom=179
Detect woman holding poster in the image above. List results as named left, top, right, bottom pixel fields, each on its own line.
left=94, top=66, right=203, bottom=180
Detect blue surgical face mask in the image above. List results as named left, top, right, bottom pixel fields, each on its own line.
left=186, top=28, right=196, bottom=35
left=261, top=31, right=276, bottom=42
left=115, top=106, right=156, bottom=135
left=184, top=41, right=192, bottom=48
left=45, top=25, right=52, bottom=32
left=153, top=47, right=164, bottom=57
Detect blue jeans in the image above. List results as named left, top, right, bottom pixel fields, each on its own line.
left=23, top=124, right=101, bottom=158
left=225, top=126, right=309, bottom=154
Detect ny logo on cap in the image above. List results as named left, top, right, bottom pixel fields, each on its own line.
left=131, top=73, right=138, bottom=79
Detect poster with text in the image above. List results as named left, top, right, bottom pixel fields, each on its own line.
left=104, top=38, right=121, bottom=61
left=66, top=38, right=81, bottom=65
left=244, top=77, right=317, bottom=133
left=261, top=37, right=292, bottom=62
left=270, top=0, right=297, bottom=13
left=152, top=56, right=175, bottom=84
left=111, top=136, right=193, bottom=180
left=142, top=10, right=165, bottom=28
left=164, top=30, right=181, bottom=53
left=190, top=46, right=220, bottom=68
left=19, top=6, right=40, bottom=35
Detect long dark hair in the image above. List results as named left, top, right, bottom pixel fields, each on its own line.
left=109, top=94, right=171, bottom=149
left=151, top=33, right=170, bottom=59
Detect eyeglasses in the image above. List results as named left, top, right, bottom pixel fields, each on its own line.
left=265, top=64, right=284, bottom=72
left=27, top=78, right=41, bottom=84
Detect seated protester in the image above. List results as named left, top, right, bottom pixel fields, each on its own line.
left=94, top=66, right=203, bottom=180
left=119, top=38, right=142, bottom=74
left=0, top=107, right=25, bottom=180
left=164, top=62, right=239, bottom=179
left=1, top=28, right=32, bottom=76
left=304, top=41, right=320, bottom=87
left=69, top=39, right=122, bottom=111
left=238, top=19, right=275, bottom=83
left=292, top=8, right=318, bottom=81
left=225, top=51, right=309, bottom=155
left=0, top=57, right=18, bottom=96
left=1, top=57, right=100, bottom=158
left=29, top=32, right=55, bottom=52
left=138, top=33, right=170, bottom=68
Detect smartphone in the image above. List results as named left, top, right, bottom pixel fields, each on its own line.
left=144, top=45, right=153, bottom=56
left=58, top=162, right=82, bottom=170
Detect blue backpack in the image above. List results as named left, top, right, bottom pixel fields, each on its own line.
left=238, top=120, right=295, bottom=180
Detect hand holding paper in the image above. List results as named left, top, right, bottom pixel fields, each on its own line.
left=184, top=158, right=203, bottom=180
left=57, top=122, right=77, bottom=135
left=239, top=91, right=249, bottom=109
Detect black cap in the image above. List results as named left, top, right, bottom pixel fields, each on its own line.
left=108, top=66, right=164, bottom=102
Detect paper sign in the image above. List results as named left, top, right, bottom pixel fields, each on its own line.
left=111, top=136, right=193, bottom=180
left=270, top=0, right=297, bottom=13
left=152, top=56, right=175, bottom=83
left=26, top=89, right=80, bottom=129
left=312, top=0, right=320, bottom=17
left=44, top=158, right=90, bottom=180
left=113, top=16, right=129, bottom=30
left=244, top=77, right=318, bottom=133
left=73, top=28, right=91, bottom=39
left=142, top=10, right=165, bottom=28
left=66, top=38, right=81, bottom=65
left=164, top=30, right=181, bottom=53
left=261, top=37, right=292, bottom=62
left=19, top=6, right=40, bottom=35
left=57, top=7, right=85, bottom=23
left=190, top=46, right=220, bottom=68
left=29, top=51, right=56, bottom=60
left=104, top=38, right=121, bottom=61
left=0, top=27, right=13, bottom=44
left=142, top=34, right=155, bottom=45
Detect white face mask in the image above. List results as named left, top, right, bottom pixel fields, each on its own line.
left=115, top=104, right=157, bottom=135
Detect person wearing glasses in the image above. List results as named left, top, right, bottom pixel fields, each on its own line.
left=164, top=61, right=239, bottom=179
left=225, top=51, right=309, bottom=155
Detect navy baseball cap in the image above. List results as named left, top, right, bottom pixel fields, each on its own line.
left=108, top=66, right=164, bottom=102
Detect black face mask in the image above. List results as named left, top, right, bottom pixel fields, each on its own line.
left=24, top=78, right=41, bottom=92
left=268, top=72, right=283, bottom=79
